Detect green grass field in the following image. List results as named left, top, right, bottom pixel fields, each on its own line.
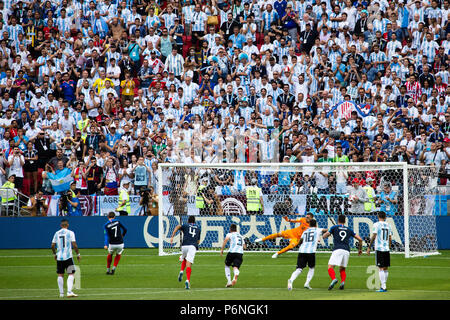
left=0, top=248, right=449, bottom=300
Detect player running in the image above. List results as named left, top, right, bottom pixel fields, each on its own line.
left=323, top=214, right=363, bottom=290
left=367, top=211, right=392, bottom=292
left=104, top=212, right=127, bottom=275
left=220, top=223, right=246, bottom=288
left=170, top=215, right=201, bottom=290
left=287, top=219, right=327, bottom=290
left=51, top=219, right=81, bottom=298
left=255, top=213, right=313, bottom=258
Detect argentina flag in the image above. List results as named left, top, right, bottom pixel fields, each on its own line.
left=46, top=168, right=73, bottom=193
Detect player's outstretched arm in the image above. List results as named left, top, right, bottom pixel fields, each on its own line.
left=283, top=215, right=302, bottom=223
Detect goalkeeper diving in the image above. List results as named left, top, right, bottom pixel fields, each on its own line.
left=255, top=213, right=314, bottom=258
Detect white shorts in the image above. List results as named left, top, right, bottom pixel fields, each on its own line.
left=328, top=249, right=350, bottom=267
left=181, top=245, right=197, bottom=264
left=108, top=243, right=124, bottom=255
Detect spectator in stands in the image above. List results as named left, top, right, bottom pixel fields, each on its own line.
left=0, top=0, right=446, bottom=213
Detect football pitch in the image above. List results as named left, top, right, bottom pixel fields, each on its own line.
left=0, top=248, right=449, bottom=300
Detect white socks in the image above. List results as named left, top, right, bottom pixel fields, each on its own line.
left=289, top=268, right=315, bottom=287
left=233, top=268, right=240, bottom=278
left=225, top=266, right=231, bottom=283
left=289, top=268, right=303, bottom=282
left=67, top=274, right=74, bottom=293
left=379, top=270, right=389, bottom=289
left=57, top=276, right=64, bottom=295
left=305, top=268, right=315, bottom=287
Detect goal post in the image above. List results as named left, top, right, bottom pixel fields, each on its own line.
left=157, top=162, right=440, bottom=258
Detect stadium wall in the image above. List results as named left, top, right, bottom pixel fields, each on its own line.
left=0, top=216, right=449, bottom=250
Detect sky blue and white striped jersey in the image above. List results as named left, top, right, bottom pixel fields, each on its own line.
left=372, top=221, right=392, bottom=252
left=225, top=232, right=244, bottom=254
left=299, top=227, right=323, bottom=254
left=52, top=228, right=76, bottom=261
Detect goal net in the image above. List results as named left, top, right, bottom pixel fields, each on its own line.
left=158, top=163, right=440, bottom=258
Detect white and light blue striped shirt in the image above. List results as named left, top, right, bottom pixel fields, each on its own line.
left=225, top=232, right=244, bottom=254
left=299, top=227, right=323, bottom=254
left=372, top=221, right=392, bottom=252
left=52, top=228, right=76, bottom=261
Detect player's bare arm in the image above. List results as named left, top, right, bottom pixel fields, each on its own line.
left=170, top=225, right=182, bottom=244
left=355, top=235, right=363, bottom=255
left=367, top=233, right=377, bottom=255
left=51, top=243, right=57, bottom=260
left=72, top=242, right=81, bottom=261
left=220, top=236, right=230, bottom=256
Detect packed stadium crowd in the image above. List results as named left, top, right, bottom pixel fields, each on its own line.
left=0, top=0, right=449, bottom=202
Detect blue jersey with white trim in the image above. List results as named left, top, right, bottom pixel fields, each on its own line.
left=180, top=223, right=201, bottom=249
left=104, top=219, right=127, bottom=246
left=329, top=224, right=356, bottom=252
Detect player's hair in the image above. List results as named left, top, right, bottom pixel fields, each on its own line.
left=230, top=223, right=237, bottom=232
left=188, top=215, right=195, bottom=223
left=108, top=212, right=116, bottom=219
left=306, top=212, right=314, bottom=218
left=378, top=211, right=386, bottom=220
left=61, top=219, right=68, bottom=225
left=338, top=214, right=346, bottom=224
left=309, top=219, right=317, bottom=227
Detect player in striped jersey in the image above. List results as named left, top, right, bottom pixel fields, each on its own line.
left=221, top=224, right=246, bottom=287
left=367, top=211, right=392, bottom=292
left=51, top=219, right=81, bottom=298
left=287, top=219, right=327, bottom=290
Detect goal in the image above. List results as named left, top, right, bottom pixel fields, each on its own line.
left=157, top=162, right=440, bottom=258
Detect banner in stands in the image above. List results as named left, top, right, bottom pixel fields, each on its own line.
left=96, top=195, right=144, bottom=216
left=162, top=193, right=357, bottom=216
left=0, top=215, right=447, bottom=249
left=326, top=101, right=374, bottom=119
left=44, top=195, right=143, bottom=216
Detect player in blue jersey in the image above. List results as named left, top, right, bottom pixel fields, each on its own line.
left=323, top=215, right=363, bottom=290
left=51, top=219, right=81, bottom=298
left=104, top=212, right=127, bottom=275
left=220, top=223, right=246, bottom=287
left=367, top=211, right=392, bottom=292
left=170, top=215, right=201, bottom=290
left=287, top=219, right=327, bottom=290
